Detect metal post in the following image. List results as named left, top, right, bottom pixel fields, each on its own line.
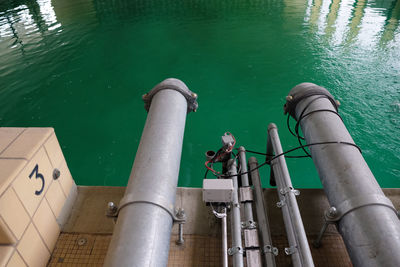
left=222, top=208, right=228, bottom=267
left=285, top=82, right=400, bottom=267
left=249, top=157, right=277, bottom=267
left=104, top=78, right=198, bottom=267
left=228, top=159, right=244, bottom=267
left=238, top=146, right=255, bottom=225
left=267, top=123, right=315, bottom=267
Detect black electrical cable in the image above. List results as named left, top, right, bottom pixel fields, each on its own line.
left=221, top=140, right=361, bottom=178
left=204, top=169, right=209, bottom=179
left=242, top=149, right=309, bottom=159
left=206, top=93, right=361, bottom=179
left=288, top=94, right=345, bottom=157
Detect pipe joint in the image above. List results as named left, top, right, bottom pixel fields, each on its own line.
left=143, top=78, right=198, bottom=113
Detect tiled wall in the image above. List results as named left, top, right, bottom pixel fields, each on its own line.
left=0, top=128, right=77, bottom=267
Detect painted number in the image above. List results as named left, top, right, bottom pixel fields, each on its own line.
left=29, top=164, right=45, bottom=195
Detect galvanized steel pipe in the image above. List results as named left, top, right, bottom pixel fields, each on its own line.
left=267, top=123, right=314, bottom=267
left=249, top=157, right=276, bottom=267
left=104, top=78, right=198, bottom=267
left=222, top=208, right=228, bottom=267
left=285, top=83, right=400, bottom=267
left=238, top=146, right=255, bottom=225
left=228, top=159, right=244, bottom=267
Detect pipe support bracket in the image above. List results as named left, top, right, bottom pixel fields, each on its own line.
left=284, top=246, right=298, bottom=255
left=115, top=193, right=186, bottom=223
left=263, top=245, right=279, bottom=256
left=325, top=194, right=397, bottom=222
left=279, top=186, right=300, bottom=196
left=142, top=78, right=198, bottom=113
left=228, top=246, right=244, bottom=256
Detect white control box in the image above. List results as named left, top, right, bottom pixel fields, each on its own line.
left=202, top=179, right=234, bottom=203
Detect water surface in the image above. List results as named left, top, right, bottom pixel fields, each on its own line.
left=1, top=0, right=399, bottom=187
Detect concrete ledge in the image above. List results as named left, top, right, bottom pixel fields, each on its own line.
left=62, top=186, right=125, bottom=233
left=63, top=187, right=400, bottom=236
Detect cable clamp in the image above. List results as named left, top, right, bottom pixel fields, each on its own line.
left=284, top=246, right=298, bottom=255
left=280, top=187, right=300, bottom=196
left=241, top=220, right=257, bottom=229
left=276, top=199, right=286, bottom=208
left=239, top=187, right=254, bottom=202
left=263, top=245, right=279, bottom=256
left=228, top=246, right=243, bottom=256
left=212, top=208, right=227, bottom=219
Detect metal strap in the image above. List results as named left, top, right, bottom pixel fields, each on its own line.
left=117, top=194, right=185, bottom=223
left=326, top=194, right=397, bottom=222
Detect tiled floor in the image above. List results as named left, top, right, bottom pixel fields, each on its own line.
left=47, top=233, right=110, bottom=267
left=48, top=233, right=352, bottom=266
left=273, top=234, right=352, bottom=267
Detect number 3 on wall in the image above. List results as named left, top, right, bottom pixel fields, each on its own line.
left=29, top=164, right=45, bottom=195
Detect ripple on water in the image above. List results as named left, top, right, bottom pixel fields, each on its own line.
left=0, top=0, right=399, bottom=187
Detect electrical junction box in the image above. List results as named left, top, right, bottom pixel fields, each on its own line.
left=202, top=179, right=234, bottom=203
left=221, top=133, right=234, bottom=147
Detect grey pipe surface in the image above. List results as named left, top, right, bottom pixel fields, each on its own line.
left=267, top=124, right=314, bottom=267
left=249, top=157, right=276, bottom=267
left=238, top=147, right=255, bottom=224
left=228, top=159, right=244, bottom=267
left=286, top=83, right=400, bottom=267
left=104, top=79, right=197, bottom=267
left=222, top=208, right=228, bottom=267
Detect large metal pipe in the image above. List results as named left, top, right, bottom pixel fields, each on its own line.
left=228, top=159, right=244, bottom=267
left=104, top=78, right=198, bottom=267
left=238, top=146, right=255, bottom=225
left=267, top=123, right=314, bottom=267
left=285, top=83, right=400, bottom=267
left=249, top=157, right=277, bottom=267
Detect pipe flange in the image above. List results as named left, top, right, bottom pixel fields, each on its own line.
left=284, top=83, right=338, bottom=118
left=143, top=78, right=198, bottom=113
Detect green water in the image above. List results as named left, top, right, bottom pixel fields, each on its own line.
left=1, top=0, right=399, bottom=188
